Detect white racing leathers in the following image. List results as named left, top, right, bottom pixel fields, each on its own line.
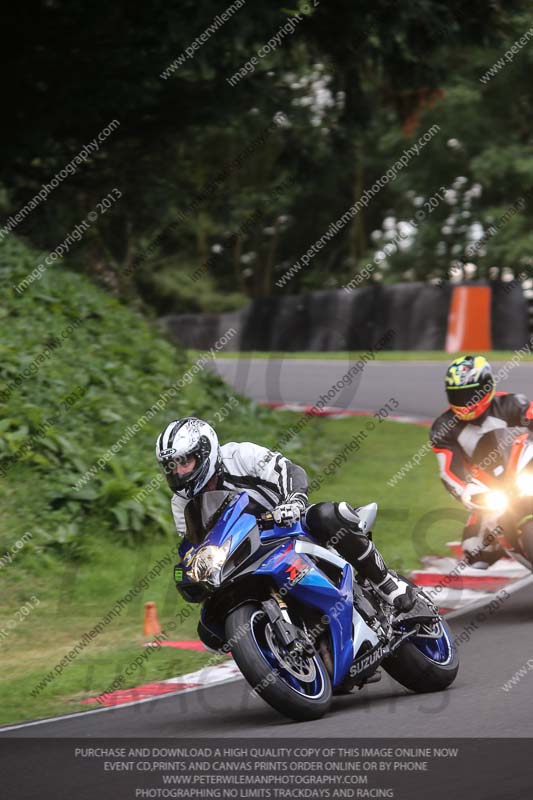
left=171, top=441, right=308, bottom=535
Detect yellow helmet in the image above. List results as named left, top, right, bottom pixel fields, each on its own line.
left=445, top=355, right=495, bottom=421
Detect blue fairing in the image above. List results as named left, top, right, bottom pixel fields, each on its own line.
left=179, top=490, right=363, bottom=687
left=202, top=491, right=258, bottom=550
left=178, top=494, right=255, bottom=563
left=255, top=543, right=355, bottom=685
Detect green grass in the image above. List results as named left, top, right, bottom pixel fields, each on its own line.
left=301, top=415, right=460, bottom=573
left=198, top=350, right=530, bottom=361
left=0, top=533, right=215, bottom=725
left=196, top=350, right=533, bottom=362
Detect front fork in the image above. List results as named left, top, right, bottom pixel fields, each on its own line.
left=492, top=501, right=533, bottom=559
left=502, top=503, right=533, bottom=567
left=263, top=594, right=315, bottom=657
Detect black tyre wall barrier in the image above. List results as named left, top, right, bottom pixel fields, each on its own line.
left=490, top=281, right=530, bottom=350
left=161, top=282, right=527, bottom=352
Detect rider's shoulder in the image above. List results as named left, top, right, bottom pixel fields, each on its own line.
left=220, top=441, right=267, bottom=464
left=221, top=441, right=261, bottom=454
left=492, top=391, right=529, bottom=415
left=220, top=441, right=239, bottom=457
left=430, top=408, right=457, bottom=447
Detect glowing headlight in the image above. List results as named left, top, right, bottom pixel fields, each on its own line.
left=516, top=473, right=533, bottom=496
left=479, top=490, right=508, bottom=512
left=189, top=541, right=231, bottom=583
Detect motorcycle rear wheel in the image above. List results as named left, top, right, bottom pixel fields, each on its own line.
left=382, top=617, right=459, bottom=693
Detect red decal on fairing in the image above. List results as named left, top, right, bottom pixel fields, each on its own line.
left=285, top=556, right=310, bottom=583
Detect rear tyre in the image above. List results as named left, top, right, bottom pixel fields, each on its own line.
left=226, top=602, right=332, bottom=721
left=382, top=618, right=459, bottom=693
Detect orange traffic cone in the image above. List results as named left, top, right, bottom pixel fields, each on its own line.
left=143, top=601, right=162, bottom=637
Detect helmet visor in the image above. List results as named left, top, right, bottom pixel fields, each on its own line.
left=446, top=385, right=482, bottom=408
left=161, top=454, right=201, bottom=492
left=449, top=388, right=495, bottom=420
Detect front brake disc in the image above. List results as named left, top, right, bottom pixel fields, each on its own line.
left=265, top=623, right=317, bottom=683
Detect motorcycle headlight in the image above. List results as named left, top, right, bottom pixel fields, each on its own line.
left=189, top=541, right=231, bottom=584
left=478, top=490, right=508, bottom=512
left=516, top=472, right=533, bottom=496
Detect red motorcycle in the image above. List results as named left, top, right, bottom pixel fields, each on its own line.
left=463, top=427, right=533, bottom=569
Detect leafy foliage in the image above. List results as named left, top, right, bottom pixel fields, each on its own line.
left=0, top=237, right=249, bottom=558
left=0, top=237, right=344, bottom=563
left=2, top=2, right=531, bottom=306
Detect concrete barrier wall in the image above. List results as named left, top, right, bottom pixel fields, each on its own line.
left=161, top=282, right=529, bottom=352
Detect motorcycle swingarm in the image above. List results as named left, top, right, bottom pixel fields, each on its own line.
left=388, top=625, right=422, bottom=653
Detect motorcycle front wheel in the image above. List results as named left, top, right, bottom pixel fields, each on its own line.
left=226, top=602, right=332, bottom=721
left=517, top=518, right=533, bottom=568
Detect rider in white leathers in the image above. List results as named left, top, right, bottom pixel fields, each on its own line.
left=156, top=416, right=415, bottom=611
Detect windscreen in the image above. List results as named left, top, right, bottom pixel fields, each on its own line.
left=184, top=490, right=237, bottom=546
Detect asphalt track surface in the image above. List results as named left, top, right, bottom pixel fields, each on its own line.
left=3, top=577, right=533, bottom=738
left=209, top=358, right=533, bottom=419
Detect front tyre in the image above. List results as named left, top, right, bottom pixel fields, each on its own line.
left=382, top=618, right=459, bottom=693
left=226, top=602, right=332, bottom=721
left=517, top=518, right=533, bottom=568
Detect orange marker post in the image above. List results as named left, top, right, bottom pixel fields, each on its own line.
left=445, top=286, right=492, bottom=353
left=143, top=601, right=162, bottom=637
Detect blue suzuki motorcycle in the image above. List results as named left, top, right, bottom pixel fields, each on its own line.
left=174, top=490, right=459, bottom=721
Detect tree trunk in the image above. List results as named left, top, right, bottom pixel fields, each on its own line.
left=350, top=138, right=366, bottom=265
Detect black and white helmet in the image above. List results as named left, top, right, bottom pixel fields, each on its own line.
left=155, top=417, right=222, bottom=498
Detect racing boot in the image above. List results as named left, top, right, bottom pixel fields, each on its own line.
left=304, top=501, right=416, bottom=612
left=356, top=538, right=417, bottom=612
